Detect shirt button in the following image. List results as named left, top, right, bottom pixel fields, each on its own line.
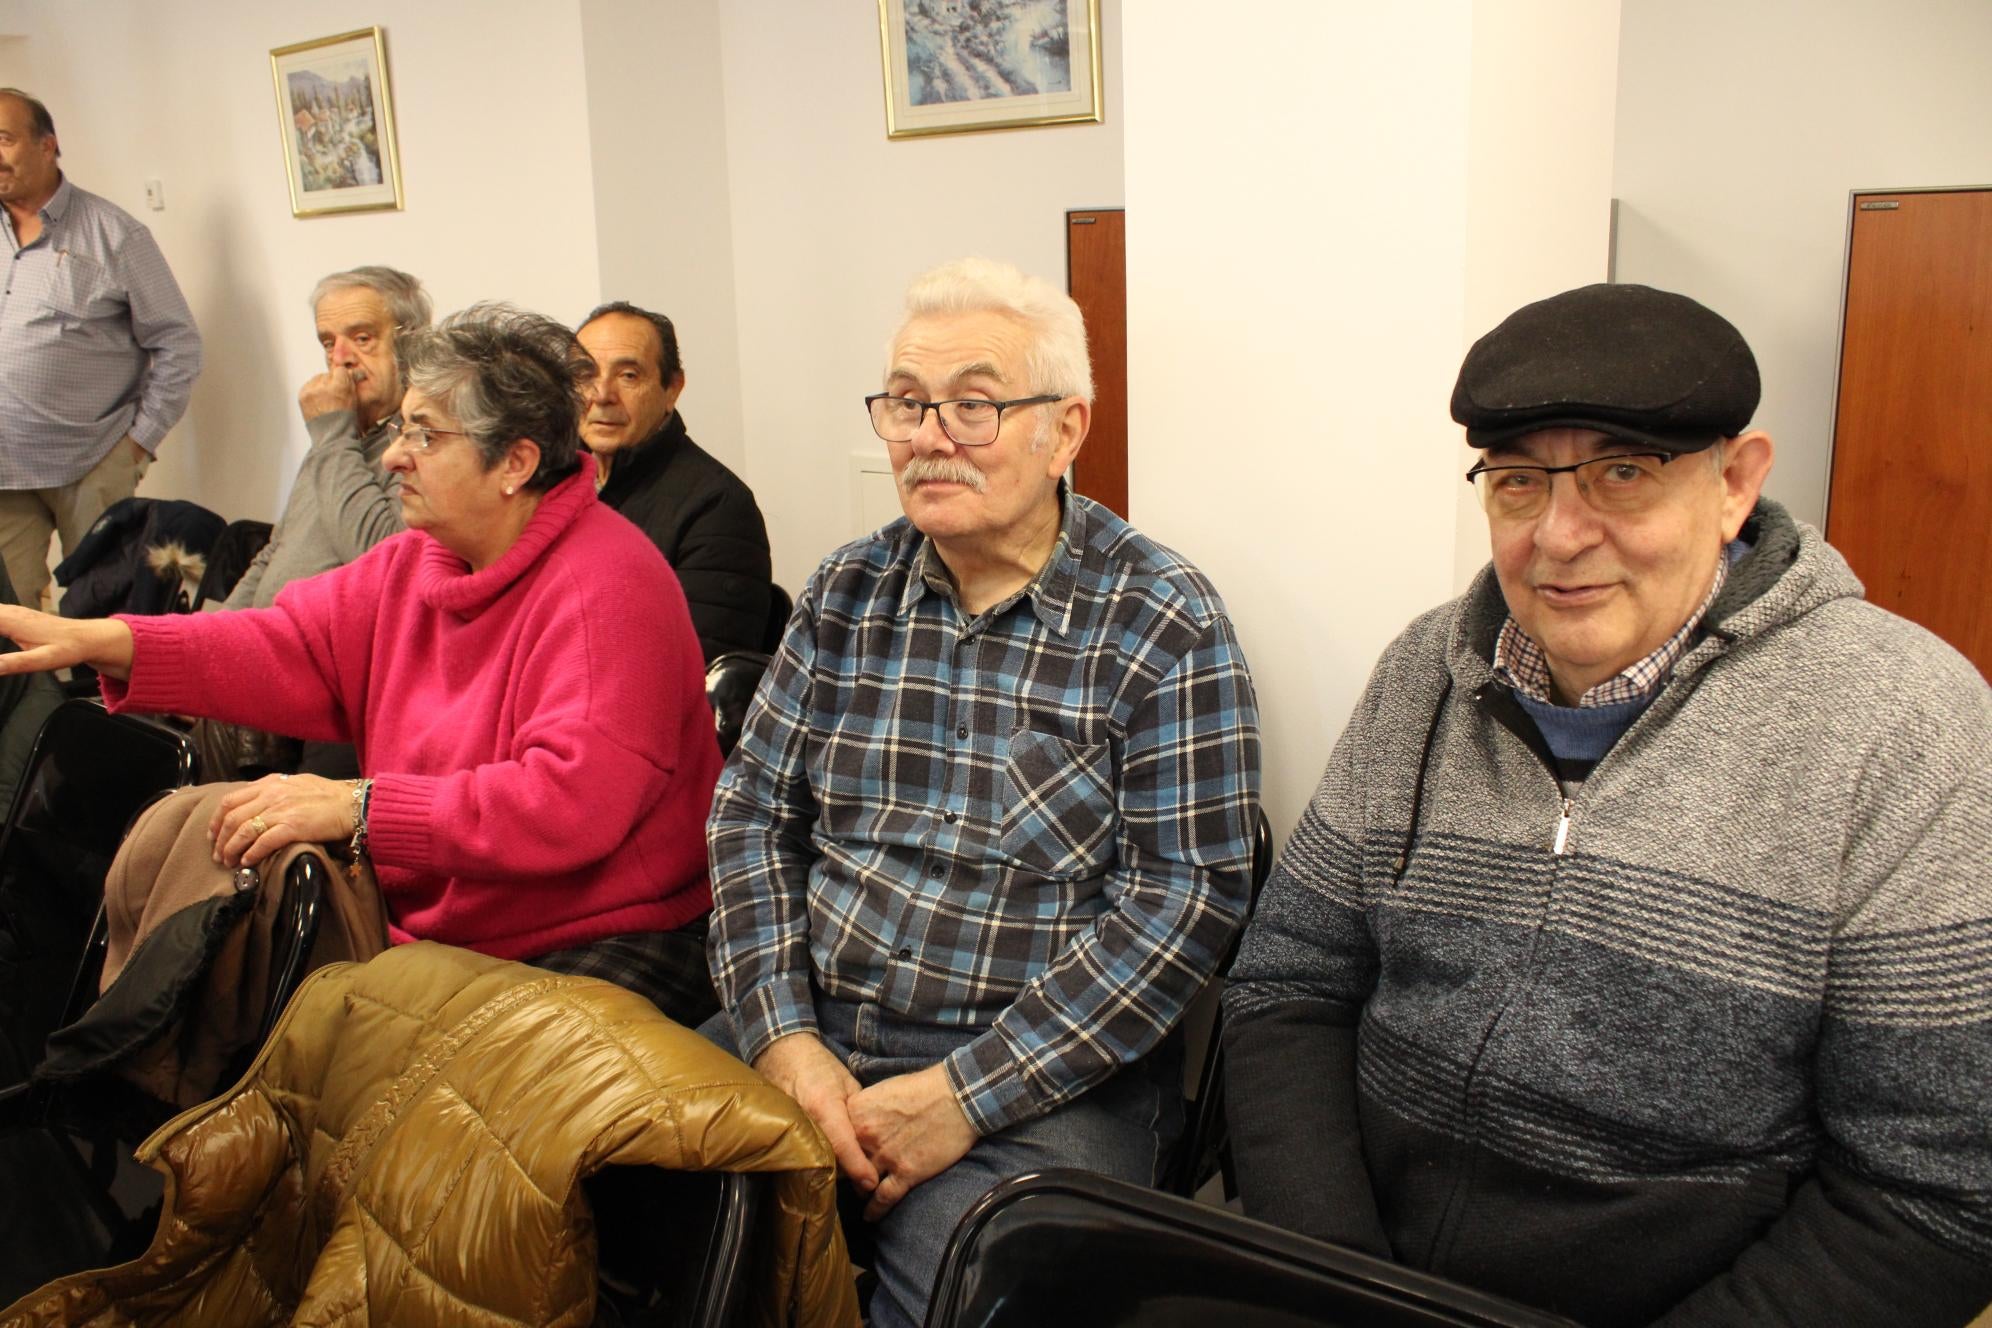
left=956, top=725, right=969, bottom=739
left=897, top=947, right=913, bottom=960
left=943, top=810, right=957, bottom=824
left=928, top=863, right=944, bottom=878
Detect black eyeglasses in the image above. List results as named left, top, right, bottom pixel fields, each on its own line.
left=1465, top=452, right=1677, bottom=519
left=864, top=393, right=1062, bottom=446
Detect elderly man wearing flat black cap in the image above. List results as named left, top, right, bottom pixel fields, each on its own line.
left=1224, top=283, right=1992, bottom=1327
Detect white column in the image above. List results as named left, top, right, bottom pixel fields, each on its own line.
left=1123, top=0, right=1620, bottom=835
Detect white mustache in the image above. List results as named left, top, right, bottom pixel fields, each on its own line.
left=899, top=456, right=987, bottom=493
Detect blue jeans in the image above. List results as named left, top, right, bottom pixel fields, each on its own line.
left=700, top=996, right=1183, bottom=1328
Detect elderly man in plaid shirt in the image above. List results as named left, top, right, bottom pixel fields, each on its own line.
left=706, top=257, right=1260, bottom=1328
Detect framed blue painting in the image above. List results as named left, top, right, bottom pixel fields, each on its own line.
left=878, top=0, right=1104, bottom=139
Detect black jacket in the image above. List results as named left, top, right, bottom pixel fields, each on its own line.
left=54, top=497, right=226, bottom=619
left=595, top=412, right=773, bottom=661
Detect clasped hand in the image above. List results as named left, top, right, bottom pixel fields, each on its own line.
left=754, top=1034, right=978, bottom=1222
left=209, top=773, right=356, bottom=869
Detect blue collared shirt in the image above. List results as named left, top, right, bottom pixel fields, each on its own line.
left=708, top=490, right=1261, bottom=1135
left=0, top=177, right=202, bottom=487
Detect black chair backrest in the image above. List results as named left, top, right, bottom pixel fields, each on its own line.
left=259, top=853, right=327, bottom=1044
left=926, top=1169, right=1578, bottom=1328
left=705, top=651, right=772, bottom=759
left=1166, top=805, right=1274, bottom=1197
left=190, top=519, right=275, bottom=610
left=587, top=1165, right=766, bottom=1328
left=0, top=701, right=196, bottom=1090
left=759, top=583, right=793, bottom=654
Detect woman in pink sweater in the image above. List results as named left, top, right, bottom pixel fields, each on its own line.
left=0, top=306, right=725, bottom=1026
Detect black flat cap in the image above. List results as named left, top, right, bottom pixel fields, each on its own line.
left=1451, top=283, right=1760, bottom=453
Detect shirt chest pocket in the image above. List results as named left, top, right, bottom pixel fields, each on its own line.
left=38, top=252, right=114, bottom=323
left=999, top=729, right=1118, bottom=877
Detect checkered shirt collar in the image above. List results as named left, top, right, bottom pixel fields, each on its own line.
left=1494, top=553, right=1729, bottom=708
left=900, top=484, right=1081, bottom=637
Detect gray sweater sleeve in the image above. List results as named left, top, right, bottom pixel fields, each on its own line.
left=297, top=408, right=401, bottom=564
left=1658, top=706, right=1992, bottom=1326
left=1223, top=659, right=1394, bottom=1257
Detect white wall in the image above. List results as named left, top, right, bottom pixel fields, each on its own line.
left=1, top=0, right=1127, bottom=608
left=579, top=0, right=748, bottom=473
left=0, top=0, right=602, bottom=527
left=1123, top=1, right=1619, bottom=838
left=715, top=0, right=1125, bottom=594
left=1612, top=0, right=1992, bottom=528
left=1456, top=1, right=1622, bottom=589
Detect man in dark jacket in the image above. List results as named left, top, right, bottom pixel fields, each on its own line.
left=577, top=302, right=772, bottom=661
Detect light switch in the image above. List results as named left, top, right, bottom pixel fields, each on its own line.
left=143, top=179, right=164, bottom=211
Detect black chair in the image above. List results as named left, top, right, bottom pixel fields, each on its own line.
left=0, top=700, right=198, bottom=1304
left=923, top=1169, right=1578, bottom=1328
left=588, top=1167, right=767, bottom=1328
left=1164, top=805, right=1274, bottom=1198
left=0, top=836, right=355, bottom=1311
left=759, top=583, right=793, bottom=654
left=189, top=518, right=274, bottom=611
left=705, top=651, right=772, bottom=759
left=0, top=699, right=197, bottom=1092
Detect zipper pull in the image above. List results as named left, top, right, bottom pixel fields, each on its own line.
left=1552, top=798, right=1573, bottom=856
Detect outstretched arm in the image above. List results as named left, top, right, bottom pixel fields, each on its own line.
left=0, top=606, right=134, bottom=680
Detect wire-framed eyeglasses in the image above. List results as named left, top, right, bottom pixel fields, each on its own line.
left=1465, top=452, right=1679, bottom=519
left=864, top=393, right=1062, bottom=447
left=393, top=421, right=471, bottom=454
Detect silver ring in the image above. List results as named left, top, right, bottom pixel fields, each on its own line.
left=248, top=815, right=269, bottom=838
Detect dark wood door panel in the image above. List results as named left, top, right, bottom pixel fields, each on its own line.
left=1827, top=188, right=1991, bottom=676
left=1068, top=209, right=1128, bottom=520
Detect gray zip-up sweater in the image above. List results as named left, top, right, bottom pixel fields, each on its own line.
left=1225, top=502, right=1992, bottom=1326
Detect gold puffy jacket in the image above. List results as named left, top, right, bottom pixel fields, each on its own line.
left=3, top=943, right=859, bottom=1327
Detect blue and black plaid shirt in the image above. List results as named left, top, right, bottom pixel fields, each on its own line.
left=708, top=491, right=1260, bottom=1135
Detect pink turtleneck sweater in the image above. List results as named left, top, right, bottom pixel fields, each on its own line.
left=106, top=460, right=721, bottom=959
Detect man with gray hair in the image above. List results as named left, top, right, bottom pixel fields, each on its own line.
left=0, top=87, right=201, bottom=605
left=199, top=265, right=427, bottom=779
left=221, top=265, right=427, bottom=611
left=1225, top=283, right=1992, bottom=1325
left=706, top=257, right=1261, bottom=1327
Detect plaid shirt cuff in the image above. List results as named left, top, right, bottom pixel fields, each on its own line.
left=943, top=1028, right=1046, bottom=1137
left=734, top=973, right=821, bottom=1067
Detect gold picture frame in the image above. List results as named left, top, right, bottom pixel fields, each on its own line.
left=270, top=27, right=404, bottom=218
left=878, top=0, right=1103, bottom=140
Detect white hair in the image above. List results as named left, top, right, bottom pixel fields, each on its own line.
left=890, top=256, right=1094, bottom=402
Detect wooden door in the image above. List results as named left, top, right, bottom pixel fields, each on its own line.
left=1826, top=188, right=1992, bottom=676
left=1067, top=209, right=1127, bottom=519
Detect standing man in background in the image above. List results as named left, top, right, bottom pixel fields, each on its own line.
left=0, top=88, right=201, bottom=605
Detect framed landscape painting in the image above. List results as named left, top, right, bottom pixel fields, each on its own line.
left=878, top=0, right=1103, bottom=139
left=270, top=27, right=404, bottom=217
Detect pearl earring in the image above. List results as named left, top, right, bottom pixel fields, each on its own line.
left=503, top=485, right=515, bottom=496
